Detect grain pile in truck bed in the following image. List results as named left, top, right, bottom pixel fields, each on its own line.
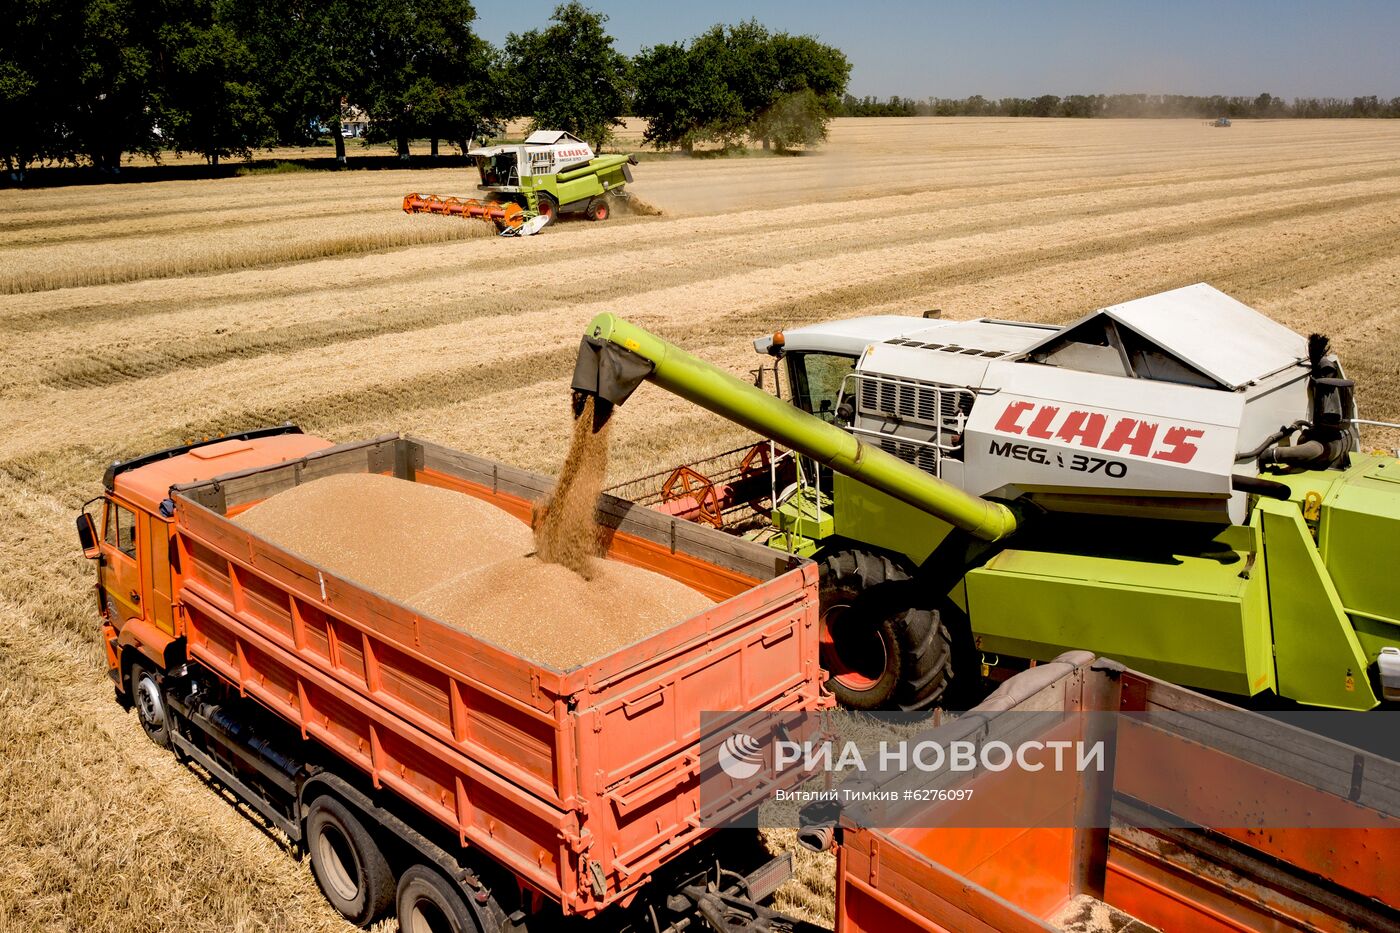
left=233, top=473, right=714, bottom=668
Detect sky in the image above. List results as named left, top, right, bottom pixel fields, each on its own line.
left=475, top=1, right=1400, bottom=100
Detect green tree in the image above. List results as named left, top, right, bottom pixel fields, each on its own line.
left=632, top=40, right=738, bottom=151
left=357, top=0, right=495, bottom=159
left=501, top=2, right=629, bottom=149
left=232, top=0, right=367, bottom=163
left=751, top=87, right=828, bottom=151
left=1, top=0, right=84, bottom=177
left=154, top=0, right=273, bottom=165
left=751, top=32, right=849, bottom=149
left=691, top=21, right=777, bottom=147
left=71, top=0, right=162, bottom=171
left=632, top=22, right=848, bottom=153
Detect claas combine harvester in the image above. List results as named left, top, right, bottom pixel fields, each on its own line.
left=403, top=130, right=636, bottom=237
left=577, top=284, right=1400, bottom=713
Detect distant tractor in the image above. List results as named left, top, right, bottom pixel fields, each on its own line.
left=403, top=130, right=637, bottom=236
left=1213, top=117, right=1233, bottom=127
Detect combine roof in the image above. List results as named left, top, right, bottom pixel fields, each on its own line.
left=523, top=130, right=584, bottom=145
left=1020, top=283, right=1306, bottom=390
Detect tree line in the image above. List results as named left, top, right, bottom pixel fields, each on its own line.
left=838, top=93, right=1400, bottom=119
left=1, top=0, right=850, bottom=178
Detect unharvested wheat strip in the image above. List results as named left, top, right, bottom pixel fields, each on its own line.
left=0, top=222, right=494, bottom=295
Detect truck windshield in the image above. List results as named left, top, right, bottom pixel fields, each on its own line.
left=790, top=353, right=856, bottom=422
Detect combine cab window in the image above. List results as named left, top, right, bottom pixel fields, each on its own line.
left=791, top=353, right=856, bottom=422
left=477, top=153, right=518, bottom=187
left=106, top=503, right=137, bottom=558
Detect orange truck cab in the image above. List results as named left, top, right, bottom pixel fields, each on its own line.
left=77, top=426, right=332, bottom=701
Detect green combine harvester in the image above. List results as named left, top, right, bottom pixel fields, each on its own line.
left=573, top=285, right=1400, bottom=712
left=403, top=130, right=636, bottom=236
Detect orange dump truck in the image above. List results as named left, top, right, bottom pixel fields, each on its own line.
left=806, top=654, right=1399, bottom=933
left=76, top=426, right=828, bottom=931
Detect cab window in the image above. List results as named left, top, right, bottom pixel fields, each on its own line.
left=790, top=353, right=856, bottom=421
left=105, top=502, right=138, bottom=559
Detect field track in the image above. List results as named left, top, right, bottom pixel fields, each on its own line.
left=1, top=117, right=1397, bottom=931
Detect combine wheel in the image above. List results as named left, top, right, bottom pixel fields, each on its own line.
left=130, top=661, right=172, bottom=748
left=534, top=196, right=557, bottom=224
left=307, top=795, right=395, bottom=926
left=396, top=864, right=507, bottom=933
left=818, top=550, right=958, bottom=711
left=585, top=198, right=609, bottom=221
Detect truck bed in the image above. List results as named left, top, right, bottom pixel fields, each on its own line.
left=169, top=434, right=825, bottom=916
left=829, top=660, right=1399, bottom=933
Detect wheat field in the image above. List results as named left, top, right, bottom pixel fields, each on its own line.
left=2, top=117, right=1398, bottom=932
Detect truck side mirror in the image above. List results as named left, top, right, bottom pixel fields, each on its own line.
left=76, top=513, right=101, bottom=559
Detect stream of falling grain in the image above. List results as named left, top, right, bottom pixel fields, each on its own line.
left=533, top=396, right=611, bottom=579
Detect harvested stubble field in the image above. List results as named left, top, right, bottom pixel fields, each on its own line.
left=1, top=117, right=1398, bottom=932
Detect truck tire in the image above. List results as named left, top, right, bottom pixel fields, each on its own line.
left=307, top=795, right=395, bottom=926
left=396, top=864, right=487, bottom=933
left=130, top=661, right=172, bottom=748
left=818, top=550, right=956, bottom=711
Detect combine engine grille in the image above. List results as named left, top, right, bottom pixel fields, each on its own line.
left=878, top=437, right=941, bottom=474
left=848, top=373, right=979, bottom=478
left=860, top=379, right=964, bottom=425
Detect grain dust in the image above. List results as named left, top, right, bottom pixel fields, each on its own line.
left=234, top=471, right=713, bottom=669
left=616, top=193, right=662, bottom=216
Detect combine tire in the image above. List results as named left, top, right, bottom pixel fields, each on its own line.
left=586, top=199, right=609, bottom=221
left=534, top=196, right=557, bottom=224
left=818, top=550, right=957, bottom=711
left=307, top=795, right=395, bottom=926
left=130, top=661, right=172, bottom=748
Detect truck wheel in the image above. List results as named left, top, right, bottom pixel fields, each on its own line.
left=307, top=795, right=395, bottom=926
left=818, top=550, right=956, bottom=711
left=535, top=197, right=557, bottom=224
left=586, top=199, right=609, bottom=221
left=396, top=865, right=484, bottom=933
left=131, top=662, right=172, bottom=748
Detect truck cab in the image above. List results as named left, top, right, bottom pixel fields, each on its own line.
left=78, top=427, right=332, bottom=697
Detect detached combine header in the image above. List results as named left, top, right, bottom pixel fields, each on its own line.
left=403, top=130, right=637, bottom=237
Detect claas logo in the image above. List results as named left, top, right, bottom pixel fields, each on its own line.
left=994, top=401, right=1205, bottom=464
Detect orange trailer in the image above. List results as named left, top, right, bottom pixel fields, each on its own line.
left=812, top=655, right=1398, bottom=933
left=77, top=428, right=829, bottom=931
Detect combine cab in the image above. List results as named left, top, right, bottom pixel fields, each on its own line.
left=403, top=130, right=637, bottom=236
